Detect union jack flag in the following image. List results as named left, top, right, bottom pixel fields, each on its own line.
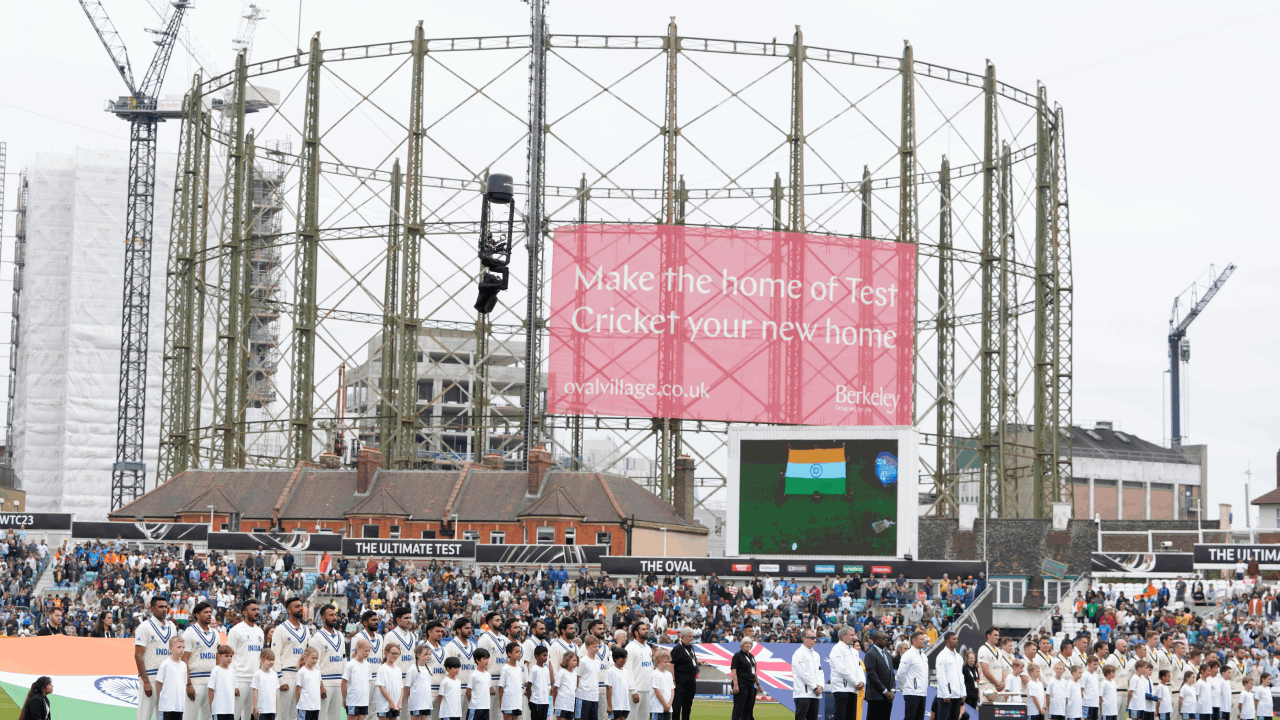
left=692, top=642, right=794, bottom=699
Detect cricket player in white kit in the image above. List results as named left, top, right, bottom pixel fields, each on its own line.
left=134, top=595, right=179, bottom=720
left=308, top=604, right=348, bottom=720
left=270, top=596, right=311, bottom=720
left=445, top=617, right=478, bottom=718
left=227, top=598, right=265, bottom=720
left=624, top=622, right=655, bottom=720
left=181, top=602, right=219, bottom=720
left=386, top=607, right=420, bottom=683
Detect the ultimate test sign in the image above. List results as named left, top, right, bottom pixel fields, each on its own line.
left=547, top=225, right=915, bottom=426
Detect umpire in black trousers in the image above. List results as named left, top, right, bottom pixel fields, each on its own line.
left=864, top=631, right=898, bottom=720
left=671, top=628, right=701, bottom=720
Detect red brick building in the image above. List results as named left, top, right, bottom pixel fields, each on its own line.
left=111, top=448, right=708, bottom=556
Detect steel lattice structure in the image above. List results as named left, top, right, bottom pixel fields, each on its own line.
left=155, top=7, right=1074, bottom=519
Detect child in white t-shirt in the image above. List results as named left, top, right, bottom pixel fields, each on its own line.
left=650, top=650, right=674, bottom=720
left=251, top=648, right=278, bottom=720
left=208, top=643, right=238, bottom=720
left=1179, top=671, right=1198, bottom=720
left=154, top=636, right=189, bottom=720
left=343, top=639, right=374, bottom=720
left=1081, top=656, right=1100, bottom=720
left=295, top=647, right=324, bottom=719
left=436, top=657, right=463, bottom=720
left=1157, top=670, right=1173, bottom=720
left=527, top=647, right=551, bottom=720
left=605, top=648, right=630, bottom=720
left=1240, top=677, right=1258, bottom=720
left=1100, top=665, right=1119, bottom=720
left=1027, top=663, right=1047, bottom=720
left=468, top=649, right=493, bottom=720
left=1049, top=664, right=1070, bottom=720
left=1255, top=673, right=1273, bottom=720
left=498, top=644, right=525, bottom=720
left=378, top=643, right=404, bottom=718
left=406, top=645, right=435, bottom=718
left=1005, top=659, right=1025, bottom=705
left=1067, top=666, right=1084, bottom=720
left=1195, top=667, right=1214, bottom=720
left=552, top=652, right=579, bottom=719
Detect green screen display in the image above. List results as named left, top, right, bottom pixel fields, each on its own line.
left=737, top=438, right=898, bottom=556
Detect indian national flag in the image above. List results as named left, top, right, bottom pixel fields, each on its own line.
left=0, top=636, right=149, bottom=719
left=784, top=447, right=847, bottom=495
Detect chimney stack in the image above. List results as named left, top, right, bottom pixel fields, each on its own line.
left=357, top=448, right=382, bottom=494
left=483, top=453, right=504, bottom=470
left=527, top=445, right=554, bottom=495
left=673, top=455, right=696, bottom=520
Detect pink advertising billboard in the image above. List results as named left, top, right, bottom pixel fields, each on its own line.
left=546, top=225, right=915, bottom=426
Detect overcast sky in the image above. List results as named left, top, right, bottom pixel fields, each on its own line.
left=2, top=1, right=1277, bottom=526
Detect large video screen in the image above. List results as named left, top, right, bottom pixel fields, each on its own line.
left=728, top=427, right=916, bottom=558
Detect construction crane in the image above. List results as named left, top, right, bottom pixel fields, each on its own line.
left=77, top=0, right=191, bottom=510
left=1168, top=262, right=1235, bottom=446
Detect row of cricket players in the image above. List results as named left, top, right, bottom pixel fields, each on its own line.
left=952, top=639, right=1276, bottom=720
left=133, top=597, right=675, bottom=720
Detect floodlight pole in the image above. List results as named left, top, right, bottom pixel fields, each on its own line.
left=523, top=0, right=549, bottom=463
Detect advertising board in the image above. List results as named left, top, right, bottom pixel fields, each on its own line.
left=727, top=425, right=917, bottom=558
left=547, top=224, right=914, bottom=425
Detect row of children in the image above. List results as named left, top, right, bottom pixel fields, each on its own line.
left=995, top=654, right=1275, bottom=720
left=145, top=627, right=681, bottom=720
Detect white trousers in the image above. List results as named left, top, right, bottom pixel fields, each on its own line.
left=234, top=679, right=254, bottom=720
left=137, top=680, right=159, bottom=720
left=276, top=673, right=298, bottom=720
left=319, top=682, right=345, bottom=720
left=631, top=690, right=654, bottom=720
left=184, top=682, right=212, bottom=720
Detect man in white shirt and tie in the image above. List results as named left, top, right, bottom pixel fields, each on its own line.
left=829, top=626, right=865, bottom=720
left=791, top=629, right=825, bottom=720
left=936, top=632, right=966, bottom=720
left=898, top=631, right=929, bottom=720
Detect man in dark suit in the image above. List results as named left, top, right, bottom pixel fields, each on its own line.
left=863, top=631, right=897, bottom=720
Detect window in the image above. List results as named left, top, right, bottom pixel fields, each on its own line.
left=389, top=525, right=401, bottom=539
left=463, top=530, right=480, bottom=541
left=993, top=578, right=1026, bottom=606
left=490, top=531, right=506, bottom=544
left=420, top=530, right=437, bottom=539
left=443, top=381, right=470, bottom=404
left=536, top=527, right=555, bottom=545
left=1044, top=579, right=1072, bottom=604
left=595, top=532, right=612, bottom=546
left=363, top=524, right=380, bottom=539
left=564, top=527, right=576, bottom=546
left=418, top=380, right=433, bottom=402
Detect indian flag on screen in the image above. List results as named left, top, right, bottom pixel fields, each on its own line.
left=784, top=447, right=847, bottom=494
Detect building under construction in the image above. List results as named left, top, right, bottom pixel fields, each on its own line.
left=52, top=3, right=1076, bottom=520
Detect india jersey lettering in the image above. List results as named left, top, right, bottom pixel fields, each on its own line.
left=385, top=628, right=419, bottom=680
left=445, top=637, right=477, bottom=689
left=422, top=641, right=449, bottom=691
left=477, top=631, right=509, bottom=683
left=271, top=620, right=311, bottom=677
left=309, top=628, right=347, bottom=686
left=358, top=630, right=384, bottom=679
left=182, top=623, right=220, bottom=680
left=228, top=622, right=265, bottom=681
left=135, top=617, right=179, bottom=676
left=624, top=640, right=654, bottom=693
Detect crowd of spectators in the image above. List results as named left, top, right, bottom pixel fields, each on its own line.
left=0, top=532, right=986, bottom=654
